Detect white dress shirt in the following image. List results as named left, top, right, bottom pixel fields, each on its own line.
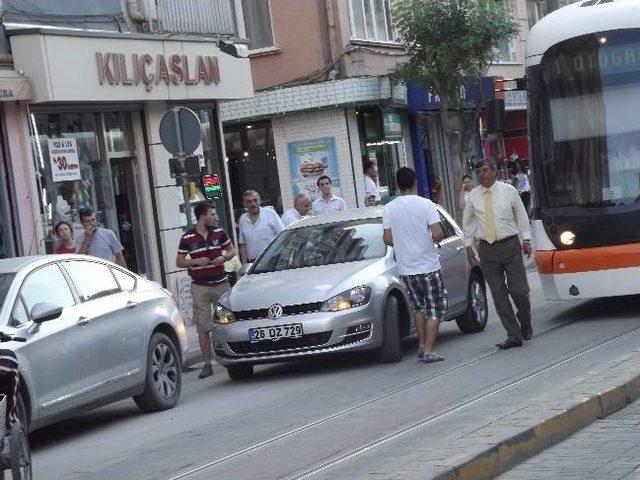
left=462, top=180, right=531, bottom=247
left=312, top=194, right=347, bottom=215
left=281, top=207, right=303, bottom=227
left=514, top=173, right=531, bottom=193
left=364, top=176, right=381, bottom=201
left=238, top=207, right=284, bottom=261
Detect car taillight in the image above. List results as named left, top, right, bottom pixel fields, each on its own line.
left=163, top=288, right=179, bottom=308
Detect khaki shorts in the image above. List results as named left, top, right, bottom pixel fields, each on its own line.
left=191, top=281, right=230, bottom=333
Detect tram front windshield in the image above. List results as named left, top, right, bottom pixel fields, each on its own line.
left=534, top=30, right=640, bottom=208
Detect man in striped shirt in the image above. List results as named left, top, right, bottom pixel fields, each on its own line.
left=176, top=202, right=235, bottom=379
left=0, top=348, right=19, bottom=427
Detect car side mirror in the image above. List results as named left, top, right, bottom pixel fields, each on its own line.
left=30, top=303, right=63, bottom=324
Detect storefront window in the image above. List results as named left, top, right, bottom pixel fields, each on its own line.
left=356, top=106, right=404, bottom=204
left=190, top=107, right=233, bottom=234
left=224, top=122, right=281, bottom=220
left=29, top=110, right=148, bottom=275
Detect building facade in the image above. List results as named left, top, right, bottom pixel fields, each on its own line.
left=220, top=0, right=414, bottom=217
left=0, top=0, right=582, bottom=273
left=0, top=0, right=253, bottom=303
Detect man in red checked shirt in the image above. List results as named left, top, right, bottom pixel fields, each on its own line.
left=176, top=202, right=235, bottom=379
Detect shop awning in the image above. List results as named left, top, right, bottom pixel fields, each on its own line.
left=9, top=29, right=253, bottom=103
left=0, top=69, right=31, bottom=101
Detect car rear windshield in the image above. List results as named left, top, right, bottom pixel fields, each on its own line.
left=251, top=218, right=386, bottom=274
left=0, top=273, right=16, bottom=310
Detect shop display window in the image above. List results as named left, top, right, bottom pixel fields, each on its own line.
left=224, top=122, right=282, bottom=220
left=356, top=106, right=404, bottom=204
left=29, top=111, right=148, bottom=275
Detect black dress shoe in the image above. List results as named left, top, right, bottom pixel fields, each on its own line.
left=496, top=339, right=523, bottom=350
left=521, top=326, right=533, bottom=341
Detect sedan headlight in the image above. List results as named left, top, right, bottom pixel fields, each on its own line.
left=214, top=304, right=236, bottom=324
left=321, top=286, right=372, bottom=312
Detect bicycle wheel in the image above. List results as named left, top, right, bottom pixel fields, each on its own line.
left=9, top=423, right=30, bottom=480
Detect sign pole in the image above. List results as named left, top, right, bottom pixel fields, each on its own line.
left=159, top=105, right=201, bottom=230
left=172, top=107, right=193, bottom=229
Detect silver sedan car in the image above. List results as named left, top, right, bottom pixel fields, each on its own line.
left=0, top=255, right=188, bottom=432
left=213, top=206, right=488, bottom=380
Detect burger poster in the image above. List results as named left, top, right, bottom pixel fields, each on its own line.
left=287, top=137, right=340, bottom=200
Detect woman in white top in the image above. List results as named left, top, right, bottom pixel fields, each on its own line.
left=513, top=162, right=531, bottom=213
left=458, top=175, right=474, bottom=212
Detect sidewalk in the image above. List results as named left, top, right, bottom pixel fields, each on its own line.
left=499, top=399, right=640, bottom=479
left=351, top=347, right=640, bottom=480
left=183, top=323, right=205, bottom=369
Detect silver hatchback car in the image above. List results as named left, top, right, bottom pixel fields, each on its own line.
left=213, top=206, right=488, bottom=380
left=0, top=255, right=188, bottom=431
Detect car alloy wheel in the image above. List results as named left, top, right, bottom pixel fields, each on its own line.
left=470, top=278, right=488, bottom=328
left=456, top=272, right=488, bottom=334
left=134, top=332, right=182, bottom=412
left=152, top=342, right=178, bottom=399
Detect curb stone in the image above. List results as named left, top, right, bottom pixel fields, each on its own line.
left=433, top=350, right=640, bottom=480
left=354, top=350, right=640, bottom=480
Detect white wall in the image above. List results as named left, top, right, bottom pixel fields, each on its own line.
left=142, top=101, right=190, bottom=299
left=272, top=108, right=360, bottom=211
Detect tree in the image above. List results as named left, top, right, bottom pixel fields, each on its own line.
left=391, top=0, right=519, bottom=207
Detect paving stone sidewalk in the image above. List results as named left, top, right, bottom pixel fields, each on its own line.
left=499, top=399, right=640, bottom=479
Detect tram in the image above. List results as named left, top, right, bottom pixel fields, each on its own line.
left=526, top=0, right=640, bottom=300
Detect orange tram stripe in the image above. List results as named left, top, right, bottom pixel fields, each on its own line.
left=535, top=243, right=640, bottom=274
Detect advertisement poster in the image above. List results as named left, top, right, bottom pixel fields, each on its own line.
left=287, top=137, right=340, bottom=200
left=49, top=137, right=81, bottom=182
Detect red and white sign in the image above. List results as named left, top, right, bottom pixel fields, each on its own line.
left=49, top=138, right=81, bottom=182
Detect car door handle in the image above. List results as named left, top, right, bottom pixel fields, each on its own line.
left=76, top=317, right=90, bottom=326
left=126, top=301, right=138, bottom=310
left=456, top=245, right=465, bottom=252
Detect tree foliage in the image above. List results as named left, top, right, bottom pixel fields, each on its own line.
left=393, top=0, right=518, bottom=108
left=391, top=0, right=519, bottom=208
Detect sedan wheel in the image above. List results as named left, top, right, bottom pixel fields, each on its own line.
left=456, top=272, right=488, bottom=333
left=134, top=333, right=182, bottom=412
left=377, top=295, right=402, bottom=363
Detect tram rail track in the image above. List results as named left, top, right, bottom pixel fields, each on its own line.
left=167, top=317, right=585, bottom=480
left=287, top=323, right=640, bottom=480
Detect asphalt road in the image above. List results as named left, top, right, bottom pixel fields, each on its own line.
left=30, top=272, right=640, bottom=480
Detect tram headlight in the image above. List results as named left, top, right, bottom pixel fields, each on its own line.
left=559, top=230, right=576, bottom=246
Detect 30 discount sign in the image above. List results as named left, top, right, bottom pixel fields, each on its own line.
left=48, top=138, right=81, bottom=182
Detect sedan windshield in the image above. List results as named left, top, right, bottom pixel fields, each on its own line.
left=0, top=273, right=16, bottom=310
left=251, top=218, right=386, bottom=274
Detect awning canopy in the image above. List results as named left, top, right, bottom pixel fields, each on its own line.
left=9, top=29, right=253, bottom=103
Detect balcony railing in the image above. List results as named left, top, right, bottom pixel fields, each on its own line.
left=156, top=0, right=236, bottom=36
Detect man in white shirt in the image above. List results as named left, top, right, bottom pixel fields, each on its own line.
left=238, top=190, right=284, bottom=264
left=364, top=160, right=381, bottom=203
left=281, top=193, right=312, bottom=227
left=383, top=167, right=447, bottom=363
left=312, top=176, right=347, bottom=215
left=463, top=159, right=533, bottom=350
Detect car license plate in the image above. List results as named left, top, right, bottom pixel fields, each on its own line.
left=248, top=323, right=303, bottom=342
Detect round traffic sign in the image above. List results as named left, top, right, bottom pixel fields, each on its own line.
left=159, top=106, right=202, bottom=156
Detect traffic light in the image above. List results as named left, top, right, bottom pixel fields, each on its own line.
left=202, top=173, right=222, bottom=199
